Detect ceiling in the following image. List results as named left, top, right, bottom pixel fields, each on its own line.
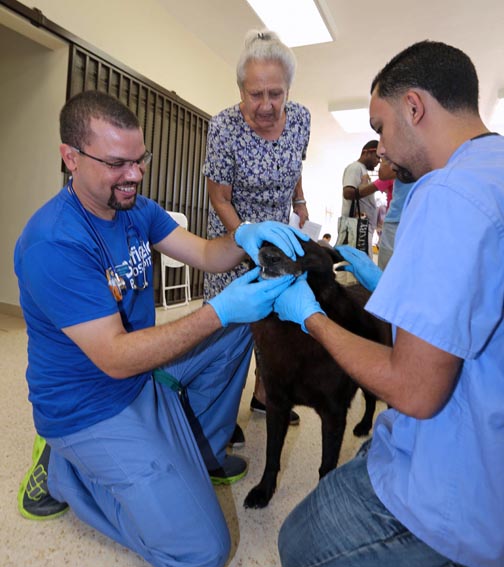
left=158, top=0, right=504, bottom=144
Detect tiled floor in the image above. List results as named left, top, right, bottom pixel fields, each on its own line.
left=0, top=305, right=384, bottom=566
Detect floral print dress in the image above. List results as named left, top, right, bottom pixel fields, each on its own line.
left=203, top=101, right=311, bottom=300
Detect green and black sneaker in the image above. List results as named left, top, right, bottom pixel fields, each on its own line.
left=209, top=454, right=248, bottom=486
left=18, top=435, right=69, bottom=520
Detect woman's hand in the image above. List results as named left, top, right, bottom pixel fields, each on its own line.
left=234, top=221, right=308, bottom=263
left=293, top=203, right=309, bottom=227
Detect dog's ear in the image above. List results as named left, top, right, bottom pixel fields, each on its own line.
left=324, top=246, right=344, bottom=264
left=296, top=238, right=337, bottom=274
left=297, top=237, right=344, bottom=264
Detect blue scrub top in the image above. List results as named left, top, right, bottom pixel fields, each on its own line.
left=366, top=134, right=504, bottom=567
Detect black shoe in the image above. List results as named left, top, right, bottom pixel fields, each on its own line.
left=228, top=423, right=245, bottom=449
left=250, top=395, right=300, bottom=425
left=209, top=455, right=248, bottom=486
left=18, top=435, right=69, bottom=520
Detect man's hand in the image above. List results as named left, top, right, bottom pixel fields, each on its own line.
left=335, top=245, right=382, bottom=292
left=209, top=267, right=294, bottom=327
left=234, top=221, right=308, bottom=263
left=360, top=173, right=371, bottom=186
left=273, top=274, right=325, bottom=333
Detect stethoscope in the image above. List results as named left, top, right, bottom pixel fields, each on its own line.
left=66, top=179, right=148, bottom=302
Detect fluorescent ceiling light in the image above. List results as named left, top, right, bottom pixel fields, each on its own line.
left=245, top=0, right=333, bottom=48
left=489, top=88, right=504, bottom=133
left=329, top=102, right=371, bottom=134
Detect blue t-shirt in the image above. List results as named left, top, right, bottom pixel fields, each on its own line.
left=14, top=185, right=177, bottom=438
left=384, top=179, right=414, bottom=223
left=366, top=135, right=504, bottom=567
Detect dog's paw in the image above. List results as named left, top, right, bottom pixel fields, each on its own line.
left=243, top=485, right=274, bottom=509
left=352, top=421, right=371, bottom=437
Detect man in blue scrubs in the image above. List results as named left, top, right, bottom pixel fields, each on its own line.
left=275, top=41, right=503, bottom=567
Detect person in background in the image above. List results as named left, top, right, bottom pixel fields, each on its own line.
left=317, top=233, right=332, bottom=248
left=340, top=140, right=381, bottom=257
left=203, top=29, right=310, bottom=443
left=15, top=90, right=305, bottom=567
left=275, top=40, right=504, bottom=567
left=374, top=158, right=396, bottom=210
left=371, top=158, right=397, bottom=251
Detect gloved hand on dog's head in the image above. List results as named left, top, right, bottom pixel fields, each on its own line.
left=234, top=221, right=308, bottom=264
left=209, top=267, right=294, bottom=327
left=273, top=273, right=326, bottom=333
left=335, top=245, right=382, bottom=292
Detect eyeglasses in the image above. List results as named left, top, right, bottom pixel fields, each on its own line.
left=72, top=146, right=152, bottom=171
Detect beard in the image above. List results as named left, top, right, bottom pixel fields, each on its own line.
left=392, top=120, right=432, bottom=184
left=395, top=166, right=417, bottom=184
left=108, top=184, right=138, bottom=210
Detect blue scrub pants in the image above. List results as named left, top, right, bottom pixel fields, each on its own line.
left=47, top=324, right=253, bottom=567
left=278, top=441, right=463, bottom=567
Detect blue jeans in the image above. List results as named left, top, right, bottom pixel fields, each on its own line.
left=278, top=441, right=463, bottom=567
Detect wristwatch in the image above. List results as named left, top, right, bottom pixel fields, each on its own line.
left=231, top=221, right=251, bottom=247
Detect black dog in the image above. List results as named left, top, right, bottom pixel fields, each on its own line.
left=244, top=239, right=391, bottom=509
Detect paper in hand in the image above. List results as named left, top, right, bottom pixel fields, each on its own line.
left=289, top=212, right=322, bottom=241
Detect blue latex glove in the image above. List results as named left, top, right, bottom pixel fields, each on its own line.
left=234, top=221, right=309, bottom=264
left=273, top=274, right=326, bottom=333
left=209, top=267, right=294, bottom=327
left=335, top=245, right=383, bottom=292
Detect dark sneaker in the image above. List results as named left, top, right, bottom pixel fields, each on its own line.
left=18, top=435, right=69, bottom=520
left=209, top=455, right=248, bottom=486
left=250, top=395, right=301, bottom=426
left=228, top=423, right=245, bottom=449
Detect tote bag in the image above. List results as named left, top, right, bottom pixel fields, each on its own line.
left=336, top=188, right=369, bottom=255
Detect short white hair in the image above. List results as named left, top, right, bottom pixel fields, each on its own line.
left=236, top=29, right=297, bottom=89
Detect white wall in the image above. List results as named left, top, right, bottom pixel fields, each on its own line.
left=0, top=24, right=68, bottom=308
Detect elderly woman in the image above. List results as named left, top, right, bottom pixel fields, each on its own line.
left=203, top=29, right=310, bottom=442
